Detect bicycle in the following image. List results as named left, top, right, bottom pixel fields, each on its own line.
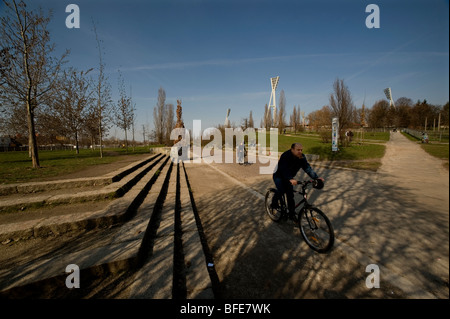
left=265, top=180, right=335, bottom=253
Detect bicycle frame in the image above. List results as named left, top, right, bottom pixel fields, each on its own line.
left=266, top=179, right=334, bottom=253
left=279, top=183, right=314, bottom=216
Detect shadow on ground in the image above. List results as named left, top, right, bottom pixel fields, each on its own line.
left=186, top=162, right=448, bottom=299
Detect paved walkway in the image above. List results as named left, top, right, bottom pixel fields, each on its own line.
left=185, top=131, right=449, bottom=298
left=378, top=131, right=449, bottom=213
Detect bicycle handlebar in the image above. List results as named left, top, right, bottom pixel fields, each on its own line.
left=296, top=179, right=324, bottom=189
left=296, top=180, right=313, bottom=186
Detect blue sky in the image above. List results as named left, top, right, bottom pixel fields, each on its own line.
left=2, top=0, right=449, bottom=140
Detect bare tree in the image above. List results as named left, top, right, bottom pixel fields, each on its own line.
left=277, top=89, right=287, bottom=133
left=261, top=104, right=271, bottom=129
left=290, top=105, right=302, bottom=133
left=295, top=105, right=302, bottom=131
left=92, top=21, right=112, bottom=157
left=248, top=110, right=254, bottom=128
left=114, top=71, right=133, bottom=152
left=141, top=124, right=147, bottom=145
left=153, top=87, right=166, bottom=144
left=329, top=78, right=355, bottom=142
left=308, top=106, right=332, bottom=129
left=368, top=100, right=390, bottom=128
left=290, top=106, right=297, bottom=133
left=164, top=103, right=174, bottom=144
left=0, top=0, right=69, bottom=167
left=129, top=86, right=136, bottom=151
left=441, top=102, right=449, bottom=128
left=49, top=68, right=93, bottom=153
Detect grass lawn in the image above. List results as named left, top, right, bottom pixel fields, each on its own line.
left=0, top=131, right=392, bottom=184
left=263, top=132, right=388, bottom=171
left=276, top=133, right=386, bottom=157
left=402, top=132, right=449, bottom=168
left=0, top=146, right=153, bottom=184
left=289, top=130, right=389, bottom=142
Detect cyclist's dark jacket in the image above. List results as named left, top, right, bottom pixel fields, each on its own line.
left=273, top=150, right=318, bottom=181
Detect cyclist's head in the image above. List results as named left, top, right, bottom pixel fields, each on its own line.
left=291, top=143, right=303, bottom=158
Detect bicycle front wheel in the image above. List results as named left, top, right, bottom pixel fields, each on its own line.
left=265, top=189, right=282, bottom=222
left=299, top=207, right=334, bottom=253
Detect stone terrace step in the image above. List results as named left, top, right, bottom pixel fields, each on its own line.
left=0, top=155, right=171, bottom=293
left=0, top=154, right=163, bottom=212
left=0, top=154, right=166, bottom=242
left=0, top=158, right=214, bottom=299
left=0, top=154, right=159, bottom=196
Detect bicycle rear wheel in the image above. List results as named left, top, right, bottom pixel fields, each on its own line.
left=299, top=207, right=334, bottom=253
left=265, top=189, right=282, bottom=222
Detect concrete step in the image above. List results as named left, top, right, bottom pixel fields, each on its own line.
left=0, top=154, right=166, bottom=242
left=0, top=157, right=214, bottom=299
left=179, top=162, right=214, bottom=298
left=0, top=154, right=159, bottom=196
left=0, top=155, right=171, bottom=293
left=0, top=154, right=163, bottom=212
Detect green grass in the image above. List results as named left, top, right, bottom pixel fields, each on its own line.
left=359, top=131, right=391, bottom=142
left=421, top=143, right=449, bottom=160
left=401, top=132, right=449, bottom=162
left=288, top=130, right=390, bottom=142
left=273, top=133, right=387, bottom=160
left=307, top=143, right=386, bottom=161
left=0, top=146, right=152, bottom=184
left=402, top=132, right=449, bottom=169
left=260, top=132, right=388, bottom=171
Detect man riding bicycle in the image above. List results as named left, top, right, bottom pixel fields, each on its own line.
left=271, top=143, right=324, bottom=220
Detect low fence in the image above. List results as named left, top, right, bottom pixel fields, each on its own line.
left=403, top=128, right=449, bottom=142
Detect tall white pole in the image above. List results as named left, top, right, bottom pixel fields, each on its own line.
left=269, top=76, right=279, bottom=127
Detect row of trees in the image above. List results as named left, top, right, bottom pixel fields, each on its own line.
left=308, top=85, right=449, bottom=135
left=152, top=87, right=175, bottom=145
left=247, top=78, right=449, bottom=142
left=368, top=98, right=449, bottom=131
left=0, top=0, right=137, bottom=167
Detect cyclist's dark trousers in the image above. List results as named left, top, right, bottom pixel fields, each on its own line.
left=273, top=176, right=295, bottom=216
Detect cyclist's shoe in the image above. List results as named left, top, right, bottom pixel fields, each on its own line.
left=291, top=213, right=299, bottom=223
left=288, top=212, right=299, bottom=226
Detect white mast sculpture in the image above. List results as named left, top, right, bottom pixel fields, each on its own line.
left=224, top=108, right=230, bottom=127
left=268, top=76, right=279, bottom=127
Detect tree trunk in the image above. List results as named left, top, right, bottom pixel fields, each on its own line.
left=124, top=128, right=128, bottom=152
left=75, top=130, right=79, bottom=154
left=26, top=102, right=40, bottom=168
left=98, top=112, right=103, bottom=158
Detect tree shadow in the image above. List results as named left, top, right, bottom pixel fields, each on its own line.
left=186, top=162, right=448, bottom=299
